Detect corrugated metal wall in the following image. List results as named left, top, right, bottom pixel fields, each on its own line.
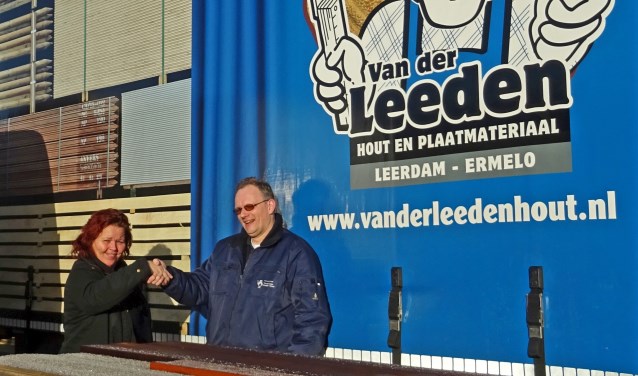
left=120, top=78, right=190, bottom=186
left=54, top=0, right=191, bottom=99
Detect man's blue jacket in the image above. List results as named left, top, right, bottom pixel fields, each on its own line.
left=164, top=213, right=332, bottom=356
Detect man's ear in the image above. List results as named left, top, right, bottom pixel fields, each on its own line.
left=267, top=198, right=276, bottom=214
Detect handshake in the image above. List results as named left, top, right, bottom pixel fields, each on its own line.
left=146, top=258, right=173, bottom=286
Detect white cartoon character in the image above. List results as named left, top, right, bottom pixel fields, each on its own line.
left=307, top=0, right=614, bottom=135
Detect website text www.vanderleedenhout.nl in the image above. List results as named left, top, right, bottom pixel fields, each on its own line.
left=307, top=191, right=617, bottom=231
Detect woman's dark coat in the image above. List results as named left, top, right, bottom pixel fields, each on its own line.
left=60, top=257, right=153, bottom=353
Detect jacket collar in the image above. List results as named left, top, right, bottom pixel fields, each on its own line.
left=239, top=212, right=284, bottom=248
left=86, top=254, right=126, bottom=274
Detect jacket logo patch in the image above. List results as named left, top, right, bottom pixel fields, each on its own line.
left=257, top=279, right=275, bottom=288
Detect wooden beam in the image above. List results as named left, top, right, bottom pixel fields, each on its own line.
left=0, top=242, right=191, bottom=257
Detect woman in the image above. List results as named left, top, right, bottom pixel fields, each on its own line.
left=59, top=209, right=172, bottom=353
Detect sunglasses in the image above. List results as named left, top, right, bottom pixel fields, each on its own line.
left=234, top=199, right=269, bottom=215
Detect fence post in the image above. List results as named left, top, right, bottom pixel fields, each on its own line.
left=387, top=266, right=403, bottom=365
left=526, top=266, right=546, bottom=376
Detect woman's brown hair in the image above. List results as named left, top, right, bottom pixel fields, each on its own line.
left=71, top=209, right=133, bottom=259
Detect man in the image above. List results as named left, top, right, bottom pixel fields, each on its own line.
left=163, top=177, right=332, bottom=356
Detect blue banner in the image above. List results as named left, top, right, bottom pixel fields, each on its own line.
left=192, top=0, right=636, bottom=372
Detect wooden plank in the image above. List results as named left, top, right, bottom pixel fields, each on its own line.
left=0, top=258, right=75, bottom=270
left=0, top=211, right=189, bottom=229
left=9, top=270, right=184, bottom=287
left=0, top=120, right=119, bottom=152
left=0, top=271, right=27, bottom=283
left=0, top=121, right=118, bottom=151
left=128, top=211, right=191, bottom=226
left=0, top=167, right=119, bottom=193
left=0, top=7, right=51, bottom=34
left=1, top=213, right=86, bottom=231
left=34, top=272, right=69, bottom=285
left=0, top=135, right=119, bottom=164
left=0, top=96, right=120, bottom=196
left=85, top=342, right=450, bottom=376
left=0, top=71, right=52, bottom=92
left=0, top=285, right=27, bottom=296
left=130, top=227, right=191, bottom=242
left=0, top=216, right=46, bottom=230
left=0, top=20, right=53, bottom=45
left=65, top=227, right=190, bottom=241
left=1, top=260, right=186, bottom=280
left=0, top=210, right=190, bottom=230
left=36, top=226, right=190, bottom=242
left=0, top=41, right=52, bottom=64
left=0, top=179, right=118, bottom=196
left=0, top=242, right=191, bottom=257
left=0, top=59, right=51, bottom=85
left=0, top=294, right=187, bottom=312
left=3, top=98, right=118, bottom=129
left=0, top=301, right=191, bottom=322
left=0, top=364, right=60, bottom=376
left=5, top=105, right=118, bottom=130
left=18, top=287, right=183, bottom=308
left=2, top=170, right=118, bottom=189
left=0, top=298, right=24, bottom=311
left=129, top=242, right=192, bottom=258
left=0, top=230, right=58, bottom=243
left=0, top=193, right=191, bottom=216
left=150, top=361, right=252, bottom=376
left=0, top=30, right=51, bottom=54
left=1, top=142, right=120, bottom=170
left=4, top=159, right=118, bottom=182
left=0, top=245, right=69, bottom=257
left=0, top=297, right=26, bottom=311
left=6, top=106, right=119, bottom=130
left=0, top=92, right=50, bottom=111
left=0, top=191, right=193, bottom=326
left=32, top=300, right=62, bottom=312
left=151, top=308, right=191, bottom=324
left=0, top=258, right=190, bottom=274
left=0, top=80, right=51, bottom=101
left=33, top=286, right=62, bottom=299
left=0, top=91, right=52, bottom=110
left=148, top=291, right=181, bottom=306
left=1, top=302, right=190, bottom=326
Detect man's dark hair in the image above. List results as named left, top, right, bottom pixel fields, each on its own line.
left=235, top=177, right=275, bottom=200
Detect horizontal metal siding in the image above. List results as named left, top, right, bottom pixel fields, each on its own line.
left=120, top=78, right=190, bottom=186
left=54, top=0, right=192, bottom=99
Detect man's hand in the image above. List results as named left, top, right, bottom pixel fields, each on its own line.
left=147, top=258, right=173, bottom=286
